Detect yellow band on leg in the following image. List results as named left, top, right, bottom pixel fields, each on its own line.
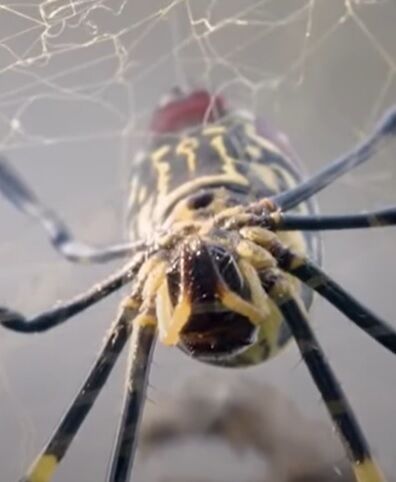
left=28, top=455, right=58, bottom=482
left=353, top=458, right=387, bottom=482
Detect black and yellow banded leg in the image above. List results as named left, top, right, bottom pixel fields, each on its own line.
left=284, top=254, right=396, bottom=356
left=0, top=253, right=145, bottom=333
left=0, top=158, right=146, bottom=263
left=264, top=272, right=387, bottom=482
left=108, top=319, right=156, bottom=482
left=108, top=259, right=165, bottom=482
left=270, top=207, right=396, bottom=231
left=240, top=226, right=396, bottom=356
left=271, top=105, right=396, bottom=210
left=22, top=300, right=138, bottom=482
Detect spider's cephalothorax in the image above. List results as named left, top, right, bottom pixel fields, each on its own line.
left=128, top=89, right=320, bottom=366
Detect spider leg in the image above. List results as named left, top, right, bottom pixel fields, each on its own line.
left=107, top=320, right=156, bottom=482
left=271, top=106, right=396, bottom=211
left=240, top=227, right=396, bottom=355
left=263, top=271, right=386, bottom=482
left=271, top=206, right=396, bottom=231
left=0, top=253, right=145, bottom=333
left=20, top=298, right=138, bottom=482
left=0, top=158, right=146, bottom=263
left=107, top=259, right=165, bottom=482
left=286, top=255, right=396, bottom=355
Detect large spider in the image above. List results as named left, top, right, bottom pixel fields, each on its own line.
left=0, top=88, right=395, bottom=482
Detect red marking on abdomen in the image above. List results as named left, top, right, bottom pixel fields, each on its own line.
left=150, top=90, right=226, bottom=134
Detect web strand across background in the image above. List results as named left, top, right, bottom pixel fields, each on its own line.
left=0, top=1, right=395, bottom=481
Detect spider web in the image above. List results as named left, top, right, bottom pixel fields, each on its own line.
left=0, top=1, right=395, bottom=481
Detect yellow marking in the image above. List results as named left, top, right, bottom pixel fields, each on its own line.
left=239, top=259, right=291, bottom=356
left=238, top=260, right=270, bottom=316
left=137, top=255, right=162, bottom=284
left=134, top=313, right=156, bottom=328
left=239, top=228, right=309, bottom=353
left=166, top=201, right=197, bottom=224
left=28, top=455, right=58, bottom=482
left=236, top=240, right=276, bottom=270
left=137, top=186, right=147, bottom=204
left=235, top=296, right=284, bottom=364
left=156, top=279, right=174, bottom=342
left=202, top=125, right=226, bottom=136
left=267, top=274, right=294, bottom=306
left=239, top=221, right=309, bottom=269
left=240, top=226, right=277, bottom=247
left=289, top=252, right=308, bottom=270
left=122, top=298, right=140, bottom=310
left=243, top=123, right=311, bottom=217
left=133, top=260, right=166, bottom=329
left=278, top=230, right=307, bottom=259
left=269, top=211, right=283, bottom=227
left=245, top=144, right=281, bottom=193
left=267, top=271, right=309, bottom=321
left=151, top=145, right=171, bottom=198
left=212, top=204, right=245, bottom=225
left=218, top=283, right=264, bottom=326
left=245, top=144, right=262, bottom=159
left=176, top=136, right=199, bottom=173
left=141, top=261, right=167, bottom=301
left=252, top=163, right=281, bottom=192
left=353, top=458, right=386, bottom=482
left=162, top=296, right=191, bottom=345
left=210, top=135, right=248, bottom=184
left=243, top=123, right=284, bottom=157
left=155, top=174, right=249, bottom=222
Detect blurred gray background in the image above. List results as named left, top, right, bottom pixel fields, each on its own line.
left=0, top=0, right=395, bottom=481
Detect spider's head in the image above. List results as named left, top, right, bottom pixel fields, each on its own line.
left=155, top=234, right=265, bottom=363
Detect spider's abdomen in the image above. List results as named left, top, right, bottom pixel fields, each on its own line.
left=127, top=90, right=316, bottom=240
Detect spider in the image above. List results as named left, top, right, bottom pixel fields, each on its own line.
left=0, top=88, right=396, bottom=482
